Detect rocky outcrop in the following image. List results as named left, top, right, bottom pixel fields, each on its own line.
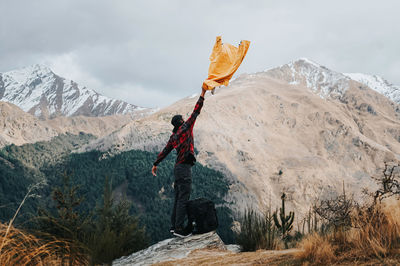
left=113, top=232, right=233, bottom=266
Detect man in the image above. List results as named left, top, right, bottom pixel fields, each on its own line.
left=151, top=88, right=206, bottom=237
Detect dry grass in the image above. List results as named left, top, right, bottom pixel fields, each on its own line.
left=350, top=199, right=400, bottom=259
left=297, top=199, right=400, bottom=265
left=296, top=233, right=336, bottom=264
left=0, top=222, right=88, bottom=265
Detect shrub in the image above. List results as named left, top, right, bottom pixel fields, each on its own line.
left=314, top=183, right=356, bottom=234
left=236, top=208, right=278, bottom=251
left=298, top=162, right=400, bottom=263
left=296, top=232, right=336, bottom=264
left=350, top=199, right=400, bottom=259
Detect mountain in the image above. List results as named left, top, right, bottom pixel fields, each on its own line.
left=344, top=73, right=400, bottom=104
left=264, top=58, right=351, bottom=99
left=0, top=64, right=152, bottom=119
left=78, top=58, right=400, bottom=216
left=0, top=100, right=134, bottom=147
left=0, top=101, right=58, bottom=146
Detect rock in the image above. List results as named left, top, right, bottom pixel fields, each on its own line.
left=113, top=232, right=226, bottom=266
left=225, top=244, right=241, bottom=253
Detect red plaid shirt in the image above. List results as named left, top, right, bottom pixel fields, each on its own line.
left=153, top=96, right=204, bottom=166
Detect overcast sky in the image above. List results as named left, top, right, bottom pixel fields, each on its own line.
left=0, top=0, right=399, bottom=108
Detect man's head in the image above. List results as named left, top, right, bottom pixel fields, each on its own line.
left=171, top=114, right=184, bottom=133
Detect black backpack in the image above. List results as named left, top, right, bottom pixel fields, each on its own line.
left=186, top=198, right=218, bottom=234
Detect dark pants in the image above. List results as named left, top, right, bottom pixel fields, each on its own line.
left=171, top=164, right=192, bottom=230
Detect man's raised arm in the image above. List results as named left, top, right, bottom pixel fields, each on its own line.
left=183, top=88, right=206, bottom=129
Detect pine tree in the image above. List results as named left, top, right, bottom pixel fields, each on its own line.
left=88, top=176, right=148, bottom=265
left=35, top=172, right=91, bottom=265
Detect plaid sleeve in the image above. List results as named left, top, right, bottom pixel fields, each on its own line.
left=153, top=138, right=174, bottom=166
left=182, top=96, right=204, bottom=129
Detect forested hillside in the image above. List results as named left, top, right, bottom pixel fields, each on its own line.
left=0, top=133, right=96, bottom=220
left=0, top=135, right=234, bottom=244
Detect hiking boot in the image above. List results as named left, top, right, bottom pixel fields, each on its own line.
left=173, top=228, right=192, bottom=238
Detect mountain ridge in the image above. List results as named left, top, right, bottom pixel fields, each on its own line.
left=0, top=64, right=153, bottom=119
left=344, top=72, right=400, bottom=104
left=0, top=100, right=135, bottom=147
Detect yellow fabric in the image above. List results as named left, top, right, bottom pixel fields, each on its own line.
left=202, top=36, right=250, bottom=91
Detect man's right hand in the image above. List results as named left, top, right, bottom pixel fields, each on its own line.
left=151, top=165, right=157, bottom=176
left=201, top=87, right=206, bottom=98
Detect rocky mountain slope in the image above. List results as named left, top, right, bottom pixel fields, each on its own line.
left=0, top=100, right=134, bottom=147
left=0, top=64, right=152, bottom=118
left=0, top=101, right=58, bottom=147
left=80, top=59, right=400, bottom=217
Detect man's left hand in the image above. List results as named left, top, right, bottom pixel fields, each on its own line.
left=151, top=165, right=157, bottom=176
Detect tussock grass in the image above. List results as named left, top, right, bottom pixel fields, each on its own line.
left=296, top=233, right=336, bottom=264
left=297, top=199, right=400, bottom=264
left=350, top=199, right=400, bottom=259
left=0, top=222, right=88, bottom=265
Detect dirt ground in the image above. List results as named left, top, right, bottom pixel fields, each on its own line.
left=154, top=248, right=400, bottom=266
left=155, top=248, right=302, bottom=266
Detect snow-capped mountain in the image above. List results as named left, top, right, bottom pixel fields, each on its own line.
left=264, top=58, right=351, bottom=99
left=263, top=58, right=400, bottom=105
left=0, top=64, right=151, bottom=118
left=344, top=73, right=400, bottom=104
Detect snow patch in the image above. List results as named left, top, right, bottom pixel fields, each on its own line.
left=297, top=57, right=321, bottom=68
left=275, top=58, right=351, bottom=99
left=345, top=73, right=400, bottom=104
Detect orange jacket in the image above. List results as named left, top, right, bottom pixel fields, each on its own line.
left=202, top=36, right=250, bottom=91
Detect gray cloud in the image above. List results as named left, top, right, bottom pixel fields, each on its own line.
left=1, top=0, right=399, bottom=108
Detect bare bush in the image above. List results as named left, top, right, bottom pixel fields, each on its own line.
left=314, top=182, right=357, bottom=233
left=370, top=162, right=400, bottom=202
